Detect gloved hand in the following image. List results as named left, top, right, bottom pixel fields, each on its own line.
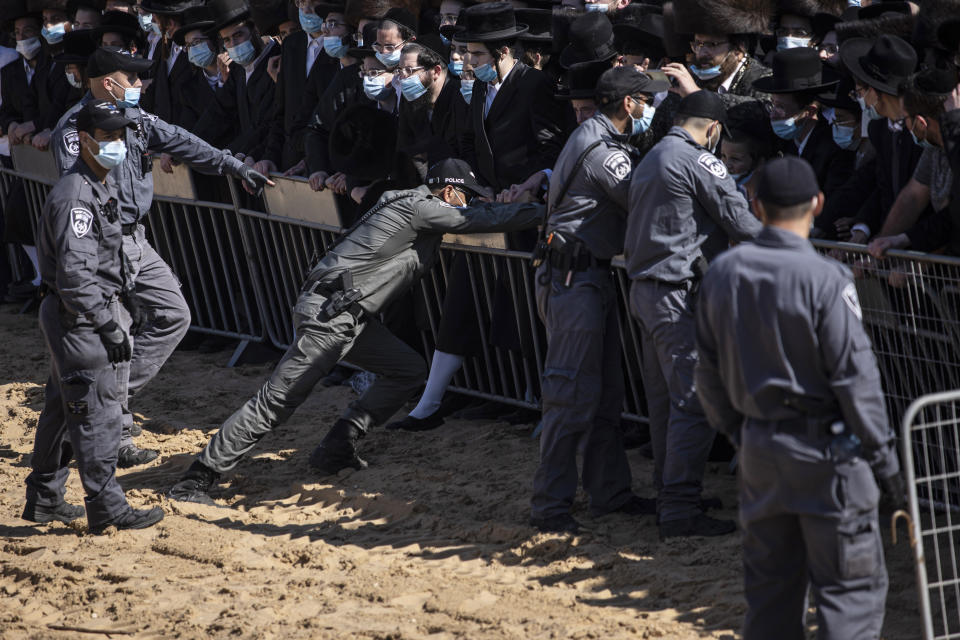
left=96, top=320, right=132, bottom=363
left=122, top=292, right=146, bottom=336
left=237, top=164, right=272, bottom=195
left=879, top=471, right=907, bottom=511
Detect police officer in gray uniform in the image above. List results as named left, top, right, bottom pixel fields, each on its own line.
left=624, top=90, right=762, bottom=539
left=694, top=156, right=904, bottom=640
left=50, top=47, right=271, bottom=469
left=168, top=155, right=543, bottom=505
left=529, top=66, right=670, bottom=534
left=23, top=100, right=164, bottom=534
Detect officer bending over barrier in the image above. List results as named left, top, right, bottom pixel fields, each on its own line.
left=168, top=136, right=543, bottom=505
left=23, top=101, right=164, bottom=534
left=695, top=156, right=905, bottom=640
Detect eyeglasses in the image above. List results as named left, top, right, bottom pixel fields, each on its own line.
left=186, top=38, right=211, bottom=50
left=395, top=65, right=424, bottom=78
left=776, top=27, right=812, bottom=38
left=449, top=44, right=468, bottom=55
left=359, top=68, right=391, bottom=79
left=762, top=100, right=801, bottom=118
left=373, top=40, right=407, bottom=54
left=817, top=43, right=838, bottom=55
left=690, top=39, right=728, bottom=52
left=322, top=19, right=346, bottom=29
left=848, top=85, right=868, bottom=102
left=629, top=94, right=648, bottom=106
left=438, top=12, right=459, bottom=26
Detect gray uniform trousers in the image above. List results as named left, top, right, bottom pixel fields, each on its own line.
left=25, top=296, right=133, bottom=527
left=629, top=279, right=713, bottom=522
left=740, top=422, right=887, bottom=640
left=531, top=266, right=633, bottom=519
left=197, top=289, right=427, bottom=473
left=115, top=226, right=191, bottom=446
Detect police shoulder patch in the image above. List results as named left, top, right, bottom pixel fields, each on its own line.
left=841, top=282, right=862, bottom=321
left=697, top=152, right=728, bottom=179
left=64, top=130, right=79, bottom=157
left=70, top=208, right=94, bottom=239
left=603, top=151, right=631, bottom=181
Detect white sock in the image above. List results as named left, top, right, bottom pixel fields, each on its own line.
left=23, top=245, right=41, bottom=286
left=408, top=351, right=464, bottom=419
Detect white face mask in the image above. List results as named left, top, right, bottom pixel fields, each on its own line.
left=16, top=36, right=42, bottom=60
left=65, top=71, right=83, bottom=89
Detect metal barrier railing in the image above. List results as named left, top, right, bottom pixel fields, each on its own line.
left=902, top=390, right=960, bottom=640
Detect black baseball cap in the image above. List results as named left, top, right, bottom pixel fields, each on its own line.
left=86, top=46, right=153, bottom=78
left=76, top=99, right=137, bottom=134
left=595, top=66, right=670, bottom=106
left=426, top=158, right=486, bottom=197
left=755, top=156, right=820, bottom=207
left=677, top=90, right=728, bottom=128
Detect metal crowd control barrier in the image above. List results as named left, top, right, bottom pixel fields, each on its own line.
left=901, top=390, right=960, bottom=640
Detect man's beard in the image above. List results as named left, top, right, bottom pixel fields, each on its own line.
left=686, top=50, right=743, bottom=92
left=408, top=90, right=433, bottom=113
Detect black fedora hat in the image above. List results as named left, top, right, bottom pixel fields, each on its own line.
left=54, top=28, right=96, bottom=63
left=329, top=103, right=397, bottom=179
left=207, top=0, right=251, bottom=33
left=92, top=10, right=138, bottom=42
left=140, top=0, right=199, bottom=15
left=753, top=47, right=838, bottom=93
left=515, top=8, right=551, bottom=42
left=458, top=2, right=527, bottom=42
left=839, top=34, right=917, bottom=95
left=811, top=12, right=840, bottom=39
left=382, top=6, right=418, bottom=36
left=817, top=72, right=860, bottom=111
left=858, top=1, right=911, bottom=20
left=250, top=0, right=288, bottom=36
left=172, top=5, right=214, bottom=45
left=347, top=21, right=378, bottom=57
left=559, top=11, right=617, bottom=69
left=0, top=1, right=40, bottom=31
left=939, top=17, right=960, bottom=53
left=555, top=59, right=610, bottom=99
left=613, top=13, right=666, bottom=60
left=67, top=0, right=104, bottom=13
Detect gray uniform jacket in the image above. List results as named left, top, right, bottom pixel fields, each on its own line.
left=38, top=161, right=124, bottom=330
left=624, top=126, right=762, bottom=283
left=51, top=92, right=246, bottom=224
left=694, top=226, right=899, bottom=478
left=302, top=185, right=543, bottom=315
left=545, top=113, right=633, bottom=260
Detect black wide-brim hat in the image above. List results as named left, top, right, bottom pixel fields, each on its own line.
left=613, top=14, right=666, bottom=60
left=329, top=103, right=397, bottom=180
left=555, top=59, right=611, bottom=99
left=140, top=0, right=200, bottom=15
left=515, top=8, right=551, bottom=42
left=0, top=1, right=40, bottom=31
left=172, top=5, right=215, bottom=45
left=207, top=0, right=252, bottom=33
left=817, top=72, right=860, bottom=111
left=67, top=0, right=105, bottom=13
left=91, top=10, right=140, bottom=43
left=939, top=16, right=960, bottom=53
left=458, top=2, right=528, bottom=42
left=752, top=47, right=838, bottom=93
left=54, top=28, right=96, bottom=63
left=839, top=34, right=917, bottom=96
left=347, top=21, right=378, bottom=58
left=559, top=11, right=617, bottom=69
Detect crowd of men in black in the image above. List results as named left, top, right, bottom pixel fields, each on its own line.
left=3, top=0, right=960, bottom=636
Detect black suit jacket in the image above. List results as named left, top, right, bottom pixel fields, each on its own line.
left=194, top=40, right=280, bottom=158
left=785, top=118, right=855, bottom=199
left=262, top=32, right=339, bottom=169
left=176, top=68, right=221, bottom=137
left=144, top=45, right=195, bottom=128
left=0, top=56, right=37, bottom=133
left=397, top=73, right=468, bottom=178
left=460, top=62, right=563, bottom=191
left=303, top=63, right=377, bottom=175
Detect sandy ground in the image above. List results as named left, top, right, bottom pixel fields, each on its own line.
left=0, top=307, right=924, bottom=640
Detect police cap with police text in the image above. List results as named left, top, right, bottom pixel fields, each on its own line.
left=754, top=156, right=820, bottom=207
left=86, top=46, right=154, bottom=78
left=76, top=99, right=137, bottom=134
left=426, top=159, right=486, bottom=197
left=595, top=66, right=669, bottom=105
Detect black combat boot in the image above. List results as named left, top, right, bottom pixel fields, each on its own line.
left=90, top=507, right=164, bottom=534
left=309, top=407, right=374, bottom=475
left=22, top=500, right=85, bottom=524
left=168, top=460, right=220, bottom=506
left=117, top=444, right=159, bottom=468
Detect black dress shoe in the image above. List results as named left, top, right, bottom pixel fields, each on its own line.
left=385, top=412, right=445, bottom=432
left=660, top=513, right=736, bottom=540
left=168, top=460, right=220, bottom=505
left=22, top=501, right=85, bottom=524
left=593, top=494, right=657, bottom=517
left=530, top=513, right=581, bottom=534
left=90, top=507, right=164, bottom=534
left=117, top=445, right=159, bottom=468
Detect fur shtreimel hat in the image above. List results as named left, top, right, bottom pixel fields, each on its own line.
left=835, top=12, right=916, bottom=44
left=671, top=0, right=775, bottom=36
left=914, top=0, right=960, bottom=52
left=777, top=0, right=847, bottom=18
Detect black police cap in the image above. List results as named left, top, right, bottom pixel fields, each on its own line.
left=426, top=158, right=485, bottom=198
left=86, top=46, right=153, bottom=78
left=595, top=65, right=670, bottom=106
left=755, top=156, right=820, bottom=207
left=76, top=99, right=136, bottom=134
left=676, top=90, right=728, bottom=128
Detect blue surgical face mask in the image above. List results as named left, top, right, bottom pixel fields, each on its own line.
left=227, top=39, right=257, bottom=66
left=474, top=62, right=497, bottom=83
left=771, top=116, right=801, bottom=140
left=94, top=139, right=127, bottom=170
left=631, top=103, right=655, bottom=136
left=460, top=78, right=474, bottom=104
left=111, top=80, right=141, bottom=108
left=400, top=73, right=429, bottom=101
left=188, top=43, right=216, bottom=68
left=910, top=129, right=937, bottom=149
left=856, top=95, right=882, bottom=121
left=448, top=60, right=463, bottom=76
left=363, top=74, right=391, bottom=100
left=299, top=9, right=324, bottom=34
left=832, top=123, right=858, bottom=150
left=777, top=36, right=811, bottom=51
left=41, top=22, right=67, bottom=44
left=585, top=2, right=609, bottom=11
left=689, top=63, right=722, bottom=80
left=65, top=71, right=82, bottom=89
left=439, top=33, right=450, bottom=46
left=138, top=12, right=154, bottom=32
left=730, top=169, right=753, bottom=184
left=323, top=36, right=349, bottom=59
left=376, top=48, right=402, bottom=68
left=15, top=36, right=42, bottom=60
